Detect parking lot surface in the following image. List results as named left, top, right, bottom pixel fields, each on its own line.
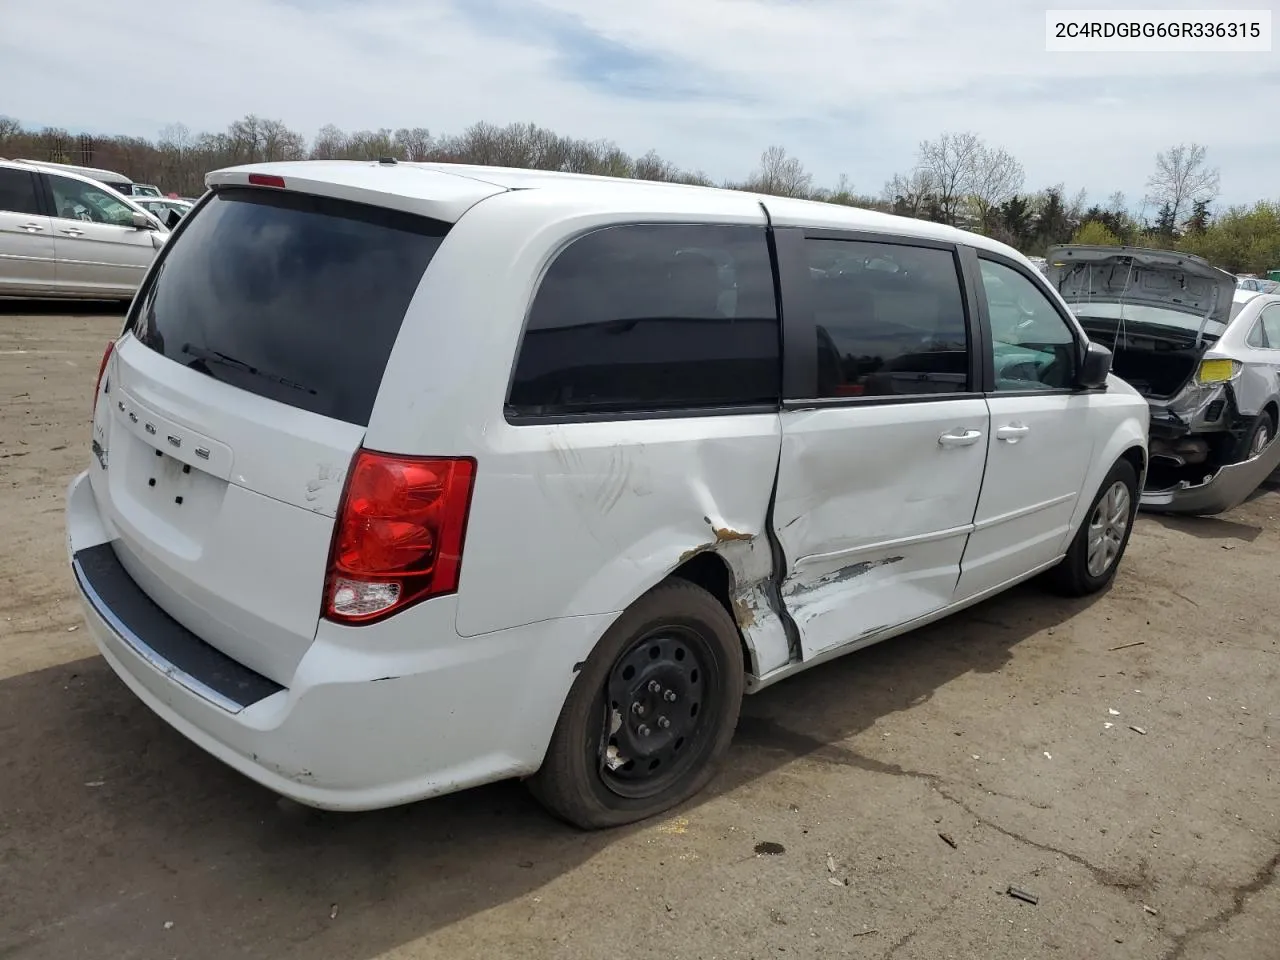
left=1, top=306, right=1277, bottom=960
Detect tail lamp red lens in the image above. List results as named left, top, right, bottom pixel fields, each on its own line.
left=324, top=450, right=476, bottom=624
left=93, top=341, right=115, bottom=415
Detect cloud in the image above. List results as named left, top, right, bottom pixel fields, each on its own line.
left=0, top=0, right=1273, bottom=205
left=445, top=0, right=742, bottom=102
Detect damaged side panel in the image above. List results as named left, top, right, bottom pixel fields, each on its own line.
left=769, top=400, right=990, bottom=661
left=453, top=412, right=793, bottom=687
left=681, top=526, right=795, bottom=679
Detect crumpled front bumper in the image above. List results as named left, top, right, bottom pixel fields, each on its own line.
left=1141, top=437, right=1280, bottom=515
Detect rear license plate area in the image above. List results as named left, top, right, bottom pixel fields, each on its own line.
left=113, top=430, right=227, bottom=543
left=145, top=445, right=197, bottom=506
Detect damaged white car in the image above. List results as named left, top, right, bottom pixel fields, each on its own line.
left=1049, top=246, right=1280, bottom=514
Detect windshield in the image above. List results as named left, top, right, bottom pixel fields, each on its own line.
left=128, top=187, right=449, bottom=425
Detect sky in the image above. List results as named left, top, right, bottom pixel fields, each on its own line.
left=1, top=0, right=1275, bottom=210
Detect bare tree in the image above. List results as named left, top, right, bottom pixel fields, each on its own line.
left=916, top=132, right=981, bottom=225
left=1145, top=143, right=1220, bottom=229
left=590, top=143, right=635, bottom=179
left=813, top=172, right=852, bottom=204
left=226, top=115, right=264, bottom=163
left=260, top=119, right=306, bottom=162
left=1066, top=187, right=1089, bottom=224
left=634, top=148, right=681, bottom=182
left=345, top=128, right=399, bottom=160
left=155, top=123, right=197, bottom=193
left=881, top=168, right=935, bottom=218
left=311, top=124, right=349, bottom=160
left=969, top=144, right=1024, bottom=230
left=748, top=145, right=813, bottom=198
left=393, top=127, right=433, bottom=161
left=158, top=123, right=192, bottom=152
left=0, top=115, right=20, bottom=148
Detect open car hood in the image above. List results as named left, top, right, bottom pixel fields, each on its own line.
left=1046, top=245, right=1234, bottom=326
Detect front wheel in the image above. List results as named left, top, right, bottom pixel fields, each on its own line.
left=527, top=580, right=744, bottom=829
left=1046, top=458, right=1139, bottom=597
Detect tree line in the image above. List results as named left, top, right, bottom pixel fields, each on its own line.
left=1, top=114, right=1274, bottom=274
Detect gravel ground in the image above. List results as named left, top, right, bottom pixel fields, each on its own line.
left=1, top=305, right=1276, bottom=960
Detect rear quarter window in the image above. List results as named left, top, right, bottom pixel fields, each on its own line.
left=0, top=167, right=41, bottom=215
left=805, top=238, right=970, bottom=398
left=507, top=223, right=780, bottom=417
left=128, top=187, right=448, bottom=425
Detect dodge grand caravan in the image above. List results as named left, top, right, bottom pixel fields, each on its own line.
left=66, top=161, right=1149, bottom=828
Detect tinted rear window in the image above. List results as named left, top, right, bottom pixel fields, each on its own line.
left=128, top=187, right=447, bottom=425
left=508, top=223, right=780, bottom=417
left=0, top=167, right=41, bottom=215
left=806, top=238, right=970, bottom=398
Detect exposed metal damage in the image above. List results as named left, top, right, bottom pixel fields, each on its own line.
left=683, top=514, right=796, bottom=682
left=781, top=555, right=905, bottom=597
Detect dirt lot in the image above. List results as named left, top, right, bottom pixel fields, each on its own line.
left=1, top=306, right=1277, bottom=960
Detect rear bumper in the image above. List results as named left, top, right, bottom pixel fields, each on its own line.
left=1140, top=437, right=1280, bottom=515
left=66, top=470, right=613, bottom=811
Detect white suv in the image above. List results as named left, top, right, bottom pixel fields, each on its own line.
left=66, top=161, right=1149, bottom=828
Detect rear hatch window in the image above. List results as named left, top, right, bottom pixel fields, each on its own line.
left=127, top=187, right=448, bottom=426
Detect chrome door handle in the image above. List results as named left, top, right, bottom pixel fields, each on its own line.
left=61, top=227, right=84, bottom=237
left=20, top=222, right=44, bottom=232
left=996, top=423, right=1031, bottom=443
left=938, top=428, right=983, bottom=447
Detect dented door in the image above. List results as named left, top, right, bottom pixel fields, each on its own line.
left=765, top=225, right=990, bottom=661
left=771, top=400, right=989, bottom=657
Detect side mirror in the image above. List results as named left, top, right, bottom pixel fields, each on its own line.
left=130, top=211, right=151, bottom=230
left=1077, top=340, right=1112, bottom=389
left=165, top=209, right=181, bottom=229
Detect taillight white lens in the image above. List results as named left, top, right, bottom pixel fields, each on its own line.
left=324, top=450, right=476, bottom=625
left=330, top=578, right=400, bottom=619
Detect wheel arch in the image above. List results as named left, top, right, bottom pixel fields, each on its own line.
left=667, top=551, right=755, bottom=675
left=1061, top=409, right=1148, bottom=552
left=1119, top=443, right=1147, bottom=488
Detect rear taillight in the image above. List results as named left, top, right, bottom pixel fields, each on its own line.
left=324, top=450, right=477, bottom=624
left=92, top=341, right=114, bottom=415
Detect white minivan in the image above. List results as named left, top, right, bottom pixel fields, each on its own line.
left=0, top=160, right=168, bottom=299
left=66, top=161, right=1149, bottom=828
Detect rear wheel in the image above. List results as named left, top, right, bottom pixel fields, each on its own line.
left=1233, top=410, right=1276, bottom=463
left=1047, top=458, right=1139, bottom=597
left=527, top=580, right=744, bottom=829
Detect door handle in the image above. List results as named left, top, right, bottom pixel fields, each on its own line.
left=996, top=422, right=1031, bottom=443
left=61, top=227, right=85, bottom=237
left=20, top=222, right=44, bottom=232
left=938, top=428, right=983, bottom=447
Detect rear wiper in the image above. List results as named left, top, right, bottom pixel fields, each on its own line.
left=180, top=344, right=316, bottom=395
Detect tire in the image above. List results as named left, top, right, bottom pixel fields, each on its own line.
left=1232, top=410, right=1276, bottom=463
left=527, top=580, right=745, bottom=830
left=1046, top=458, right=1139, bottom=597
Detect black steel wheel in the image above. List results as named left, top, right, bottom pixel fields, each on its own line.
left=600, top=626, right=718, bottom=799
left=528, top=580, right=744, bottom=829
